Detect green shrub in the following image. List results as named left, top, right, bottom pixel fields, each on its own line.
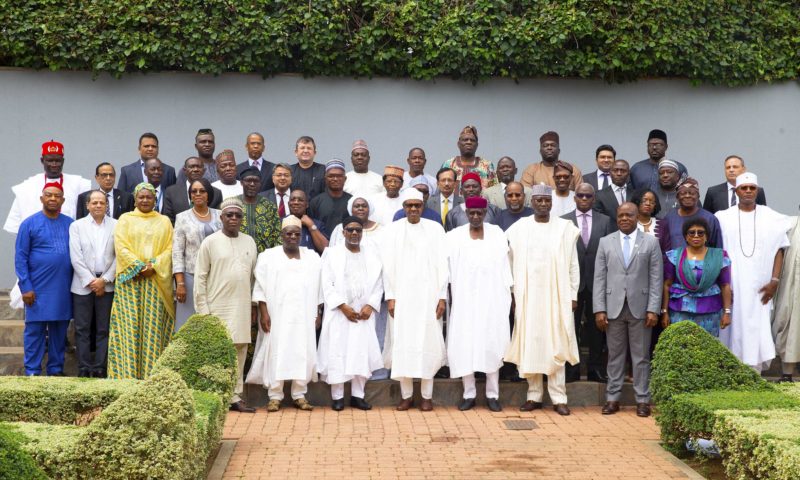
left=150, top=314, right=237, bottom=401
left=0, top=377, right=137, bottom=424
left=192, top=390, right=226, bottom=463
left=12, top=422, right=83, bottom=479
left=0, top=423, right=48, bottom=480
left=651, top=321, right=770, bottom=406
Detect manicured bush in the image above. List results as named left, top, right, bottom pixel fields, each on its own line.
left=150, top=314, right=237, bottom=400
left=0, top=423, right=48, bottom=480
left=0, top=0, right=798, bottom=85
left=192, top=390, right=226, bottom=463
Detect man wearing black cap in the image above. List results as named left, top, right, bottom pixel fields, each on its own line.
left=521, top=131, right=583, bottom=190
left=629, top=129, right=687, bottom=191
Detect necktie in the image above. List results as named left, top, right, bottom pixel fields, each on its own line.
left=623, top=235, right=632, bottom=267
left=617, top=187, right=625, bottom=204
left=253, top=160, right=260, bottom=170
left=442, top=198, right=449, bottom=225
left=581, top=213, right=589, bottom=247
left=278, top=194, right=286, bottom=217
left=106, top=193, right=111, bottom=217
left=601, top=173, right=609, bottom=189
left=156, top=189, right=162, bottom=212
left=730, top=188, right=737, bottom=207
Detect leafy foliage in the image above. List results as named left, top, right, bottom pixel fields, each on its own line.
left=0, top=0, right=798, bottom=85
left=0, top=423, right=48, bottom=480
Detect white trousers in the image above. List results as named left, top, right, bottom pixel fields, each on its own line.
left=330, top=376, right=367, bottom=400
left=783, top=362, right=797, bottom=375
left=232, top=344, right=248, bottom=403
left=268, top=379, right=309, bottom=401
left=526, top=366, right=567, bottom=404
left=399, top=377, right=434, bottom=400
left=462, top=371, right=500, bottom=400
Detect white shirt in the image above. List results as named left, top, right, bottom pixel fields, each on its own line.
left=440, top=194, right=455, bottom=210
left=212, top=180, right=244, bottom=201
left=249, top=157, right=265, bottom=170
left=89, top=216, right=110, bottom=274
left=100, top=188, right=115, bottom=216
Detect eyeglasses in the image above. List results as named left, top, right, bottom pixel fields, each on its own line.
left=224, top=212, right=243, bottom=219
left=189, top=189, right=207, bottom=194
left=344, top=227, right=363, bottom=233
left=273, top=173, right=291, bottom=178
left=97, top=173, right=115, bottom=178
left=686, top=230, right=706, bottom=237
left=553, top=174, right=572, bottom=180
left=575, top=193, right=593, bottom=199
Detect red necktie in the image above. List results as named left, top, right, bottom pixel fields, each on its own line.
left=278, top=194, right=286, bottom=217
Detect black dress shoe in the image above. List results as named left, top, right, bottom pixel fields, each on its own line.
left=636, top=403, right=651, bottom=417
left=487, top=398, right=502, bottom=412
left=434, top=366, right=450, bottom=379
left=553, top=404, right=571, bottom=416
left=458, top=398, right=476, bottom=411
left=519, top=401, right=543, bottom=412
left=587, top=369, right=609, bottom=383
left=331, top=399, right=345, bottom=411
left=229, top=401, right=256, bottom=413
left=601, top=401, right=620, bottom=415
left=350, top=397, right=371, bottom=410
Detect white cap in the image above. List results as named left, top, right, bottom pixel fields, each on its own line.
left=281, top=216, right=302, bottom=230
left=400, top=188, right=423, bottom=204
left=735, top=172, right=758, bottom=188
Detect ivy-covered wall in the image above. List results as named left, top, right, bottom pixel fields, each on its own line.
left=1, top=0, right=798, bottom=85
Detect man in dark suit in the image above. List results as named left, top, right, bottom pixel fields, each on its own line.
left=76, top=163, right=134, bottom=220
left=594, top=159, right=635, bottom=226
left=259, top=163, right=293, bottom=218
left=117, top=132, right=177, bottom=193
left=582, top=144, right=616, bottom=192
left=562, top=183, right=613, bottom=383
left=236, top=132, right=275, bottom=193
left=162, top=156, right=222, bottom=224
left=703, top=155, right=767, bottom=214
left=426, top=167, right=463, bottom=227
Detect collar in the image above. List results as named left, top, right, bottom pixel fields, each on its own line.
left=578, top=209, right=592, bottom=217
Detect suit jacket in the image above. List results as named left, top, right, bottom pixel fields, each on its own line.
left=68, top=215, right=117, bottom=295
left=426, top=193, right=464, bottom=218
left=593, top=230, right=663, bottom=319
left=444, top=203, right=501, bottom=231
left=258, top=188, right=292, bottom=216
left=236, top=159, right=275, bottom=192
left=562, top=210, right=613, bottom=293
left=75, top=188, right=134, bottom=220
left=117, top=159, right=177, bottom=194
left=482, top=183, right=532, bottom=209
left=582, top=170, right=611, bottom=192
left=162, top=180, right=223, bottom=224
left=594, top=184, right=635, bottom=226
left=702, top=182, right=767, bottom=215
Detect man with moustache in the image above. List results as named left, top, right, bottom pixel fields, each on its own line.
left=521, top=131, right=582, bottom=190
left=76, top=163, right=134, bottom=220
left=288, top=190, right=329, bottom=254
left=260, top=163, right=293, bottom=218
left=427, top=168, right=463, bottom=227
left=630, top=129, right=687, bottom=191
left=309, top=159, right=352, bottom=238
left=497, top=182, right=534, bottom=232
left=402, top=147, right=438, bottom=196
left=582, top=145, right=616, bottom=192
left=118, top=133, right=177, bottom=194
left=703, top=155, right=767, bottom=214
left=212, top=150, right=243, bottom=200
left=344, top=140, right=384, bottom=198
left=445, top=172, right=501, bottom=231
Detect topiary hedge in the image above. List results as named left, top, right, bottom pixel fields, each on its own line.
left=0, top=0, right=798, bottom=85
left=0, top=423, right=48, bottom=480
left=150, top=313, right=237, bottom=400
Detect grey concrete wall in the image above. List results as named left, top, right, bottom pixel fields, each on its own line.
left=1, top=69, right=799, bottom=287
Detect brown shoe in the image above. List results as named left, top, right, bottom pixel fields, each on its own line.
left=420, top=398, right=433, bottom=412
left=636, top=403, right=651, bottom=417
left=519, top=400, right=543, bottom=412
left=293, top=397, right=314, bottom=411
left=396, top=398, right=413, bottom=411
left=601, top=401, right=620, bottom=415
left=553, top=404, right=571, bottom=416
left=266, top=399, right=281, bottom=412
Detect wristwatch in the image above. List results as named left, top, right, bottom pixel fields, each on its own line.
left=723, top=308, right=732, bottom=314
left=660, top=308, right=668, bottom=314
left=310, top=225, right=318, bottom=231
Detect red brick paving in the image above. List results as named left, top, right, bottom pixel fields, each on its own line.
left=221, top=405, right=689, bottom=479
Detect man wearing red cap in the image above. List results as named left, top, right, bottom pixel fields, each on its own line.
left=15, top=183, right=74, bottom=375
left=444, top=172, right=501, bottom=231
left=521, top=131, right=583, bottom=191
left=4, top=140, right=91, bottom=234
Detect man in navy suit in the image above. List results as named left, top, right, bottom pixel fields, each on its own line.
left=117, top=132, right=177, bottom=193
left=76, top=163, right=134, bottom=220
left=236, top=132, right=275, bottom=192
left=703, top=155, right=767, bottom=214
left=582, top=145, right=616, bottom=192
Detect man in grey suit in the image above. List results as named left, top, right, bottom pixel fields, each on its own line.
left=69, top=190, right=117, bottom=378
left=426, top=167, right=463, bottom=226
left=482, top=157, right=531, bottom=209
left=562, top=184, right=613, bottom=383
left=593, top=202, right=662, bottom=417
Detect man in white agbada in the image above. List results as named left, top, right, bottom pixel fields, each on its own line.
left=246, top=215, right=323, bottom=412
left=369, top=165, right=405, bottom=226
left=773, top=215, right=800, bottom=382
left=193, top=198, right=258, bottom=413
left=716, top=172, right=790, bottom=371
left=317, top=216, right=384, bottom=411
left=381, top=188, right=448, bottom=412
left=505, top=183, right=580, bottom=416
left=447, top=196, right=511, bottom=412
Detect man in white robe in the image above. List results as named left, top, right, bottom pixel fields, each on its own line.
left=344, top=139, right=385, bottom=198
left=447, top=196, right=512, bottom=412
left=369, top=165, right=405, bottom=226
left=381, top=188, right=448, bottom=412
left=773, top=216, right=800, bottom=382
left=246, top=216, right=322, bottom=412
left=194, top=198, right=258, bottom=412
left=318, top=216, right=384, bottom=411
left=505, top=183, right=580, bottom=416
left=716, top=173, right=791, bottom=371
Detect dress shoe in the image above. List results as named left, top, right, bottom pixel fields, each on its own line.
left=636, top=403, right=651, bottom=417
left=553, top=404, right=571, bottom=416
left=420, top=398, right=433, bottom=412
left=434, top=366, right=450, bottom=379
left=78, top=369, right=91, bottom=378
left=293, top=398, right=314, bottom=411
left=587, top=369, right=609, bottom=383
left=266, top=399, right=281, bottom=412
left=350, top=397, right=372, bottom=410
left=229, top=401, right=256, bottom=413
left=331, top=399, right=345, bottom=411
left=458, top=398, right=476, bottom=411
left=396, top=398, right=413, bottom=411
left=487, top=398, right=502, bottom=412
left=519, top=400, right=543, bottom=412
left=601, top=401, right=620, bottom=415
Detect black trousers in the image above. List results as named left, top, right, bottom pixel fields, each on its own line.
left=72, top=291, right=113, bottom=373
left=567, top=288, right=605, bottom=377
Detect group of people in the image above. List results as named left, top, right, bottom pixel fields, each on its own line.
left=8, top=126, right=800, bottom=418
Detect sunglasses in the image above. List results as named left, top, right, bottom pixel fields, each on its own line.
left=344, top=227, right=363, bottom=233
left=575, top=193, right=594, bottom=199
left=686, top=230, right=706, bottom=237
left=224, top=212, right=243, bottom=219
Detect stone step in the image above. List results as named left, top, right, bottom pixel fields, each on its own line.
left=0, top=320, right=24, bottom=347
left=0, top=346, right=79, bottom=376
left=0, top=290, right=24, bottom=321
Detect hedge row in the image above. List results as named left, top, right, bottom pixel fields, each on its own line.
left=1, top=0, right=799, bottom=85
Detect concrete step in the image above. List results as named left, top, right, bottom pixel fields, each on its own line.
left=0, top=320, right=24, bottom=347
left=0, top=346, right=78, bottom=376
left=0, top=290, right=24, bottom=321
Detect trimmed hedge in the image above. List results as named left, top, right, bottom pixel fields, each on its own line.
left=0, top=1, right=798, bottom=85
left=150, top=313, right=237, bottom=400
left=0, top=423, right=48, bottom=480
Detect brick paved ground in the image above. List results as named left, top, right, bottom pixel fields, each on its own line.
left=221, top=405, right=692, bottom=480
